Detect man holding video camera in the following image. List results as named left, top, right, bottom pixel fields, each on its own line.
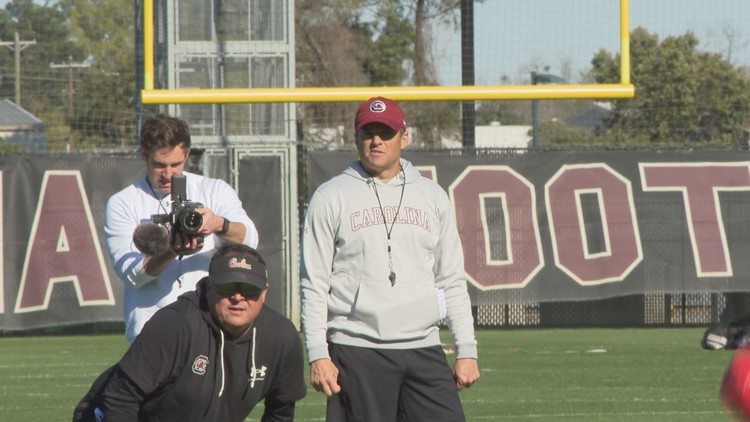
left=104, top=114, right=259, bottom=342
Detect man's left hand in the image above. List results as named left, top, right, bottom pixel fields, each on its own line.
left=453, top=358, right=480, bottom=391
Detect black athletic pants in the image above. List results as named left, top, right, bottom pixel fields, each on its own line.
left=326, top=343, right=466, bottom=422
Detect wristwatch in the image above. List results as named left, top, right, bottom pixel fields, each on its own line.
left=219, top=217, right=230, bottom=235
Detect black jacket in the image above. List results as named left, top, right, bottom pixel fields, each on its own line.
left=94, top=279, right=306, bottom=422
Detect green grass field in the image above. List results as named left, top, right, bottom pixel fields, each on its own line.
left=0, top=328, right=738, bottom=421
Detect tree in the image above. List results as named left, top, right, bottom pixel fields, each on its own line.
left=387, top=0, right=462, bottom=146
left=295, top=0, right=472, bottom=147
left=295, top=0, right=373, bottom=148
left=0, top=0, right=81, bottom=103
left=397, top=0, right=461, bottom=86
left=366, top=5, right=412, bottom=86
left=0, top=0, right=85, bottom=150
left=474, top=100, right=524, bottom=126
left=0, top=0, right=135, bottom=151
left=590, top=27, right=750, bottom=146
left=61, top=0, right=136, bottom=149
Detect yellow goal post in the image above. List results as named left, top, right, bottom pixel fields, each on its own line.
left=140, top=0, right=633, bottom=105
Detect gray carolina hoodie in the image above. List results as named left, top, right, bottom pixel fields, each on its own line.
left=300, top=158, right=478, bottom=363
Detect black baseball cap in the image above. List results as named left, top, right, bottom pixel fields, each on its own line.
left=208, top=250, right=268, bottom=289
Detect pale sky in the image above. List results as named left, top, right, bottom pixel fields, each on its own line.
left=433, top=0, right=750, bottom=85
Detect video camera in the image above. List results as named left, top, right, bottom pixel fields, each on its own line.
left=151, top=174, right=204, bottom=238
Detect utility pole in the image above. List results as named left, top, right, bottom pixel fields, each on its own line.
left=50, top=56, right=91, bottom=118
left=50, top=56, right=91, bottom=151
left=0, top=32, right=36, bottom=107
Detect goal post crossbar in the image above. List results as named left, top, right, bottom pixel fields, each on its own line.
left=141, top=0, right=633, bottom=105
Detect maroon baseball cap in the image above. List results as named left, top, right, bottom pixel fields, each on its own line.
left=354, top=97, right=406, bottom=132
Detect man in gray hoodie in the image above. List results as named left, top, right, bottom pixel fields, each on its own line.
left=300, top=96, right=480, bottom=421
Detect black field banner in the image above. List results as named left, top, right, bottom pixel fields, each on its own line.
left=307, top=150, right=750, bottom=306
left=0, top=153, right=285, bottom=332
left=2, top=149, right=750, bottom=331
left=0, top=153, right=141, bottom=332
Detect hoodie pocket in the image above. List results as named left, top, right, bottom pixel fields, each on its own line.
left=352, top=281, right=440, bottom=341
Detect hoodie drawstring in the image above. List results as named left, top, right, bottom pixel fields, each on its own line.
left=217, top=326, right=258, bottom=399
left=218, top=330, right=226, bottom=397
left=249, top=327, right=257, bottom=388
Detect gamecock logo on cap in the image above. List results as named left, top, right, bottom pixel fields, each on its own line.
left=370, top=100, right=386, bottom=113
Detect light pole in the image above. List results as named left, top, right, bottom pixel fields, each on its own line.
left=531, top=71, right=563, bottom=148
left=460, top=0, right=475, bottom=148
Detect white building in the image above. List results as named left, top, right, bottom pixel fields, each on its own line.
left=441, top=122, right=531, bottom=149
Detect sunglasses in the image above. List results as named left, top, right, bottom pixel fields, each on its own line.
left=212, top=282, right=263, bottom=299
left=356, top=127, right=401, bottom=141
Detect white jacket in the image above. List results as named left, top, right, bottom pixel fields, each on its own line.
left=104, top=171, right=258, bottom=342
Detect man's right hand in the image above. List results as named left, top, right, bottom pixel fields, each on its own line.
left=170, top=230, right=203, bottom=256
left=142, top=231, right=201, bottom=276
left=310, top=358, right=341, bottom=396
